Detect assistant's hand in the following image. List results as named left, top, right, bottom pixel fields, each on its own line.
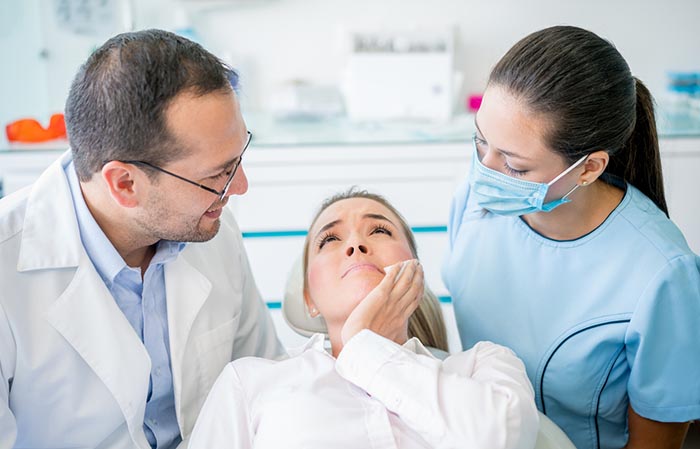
left=341, top=259, right=424, bottom=346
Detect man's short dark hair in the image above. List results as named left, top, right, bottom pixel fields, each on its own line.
left=65, top=29, right=239, bottom=181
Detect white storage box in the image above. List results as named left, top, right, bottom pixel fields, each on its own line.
left=342, top=30, right=455, bottom=122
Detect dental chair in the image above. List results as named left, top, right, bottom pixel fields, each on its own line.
left=282, top=258, right=576, bottom=449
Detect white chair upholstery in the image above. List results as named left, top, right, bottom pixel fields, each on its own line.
left=282, top=256, right=328, bottom=337
left=535, top=413, right=577, bottom=449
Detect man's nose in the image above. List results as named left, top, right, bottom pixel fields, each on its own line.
left=227, top=166, right=248, bottom=196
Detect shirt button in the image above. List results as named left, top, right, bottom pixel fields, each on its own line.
left=155, top=368, right=162, bottom=377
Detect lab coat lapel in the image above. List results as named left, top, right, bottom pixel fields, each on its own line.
left=46, top=259, right=152, bottom=448
left=19, top=153, right=152, bottom=448
left=164, top=254, right=211, bottom=430
left=17, top=151, right=82, bottom=271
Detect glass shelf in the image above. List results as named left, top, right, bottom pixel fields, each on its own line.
left=2, top=107, right=699, bottom=153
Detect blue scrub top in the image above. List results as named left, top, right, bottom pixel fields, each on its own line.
left=442, top=177, right=700, bottom=449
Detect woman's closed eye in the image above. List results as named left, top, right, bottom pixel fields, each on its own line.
left=317, top=232, right=340, bottom=250
left=503, top=162, right=528, bottom=177
left=371, top=224, right=392, bottom=236
left=474, top=135, right=488, bottom=157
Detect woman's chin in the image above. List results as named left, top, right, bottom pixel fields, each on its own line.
left=348, top=277, right=381, bottom=302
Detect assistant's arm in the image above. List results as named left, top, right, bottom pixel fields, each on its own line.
left=625, top=255, right=700, bottom=449
left=624, top=406, right=689, bottom=449
left=336, top=330, right=539, bottom=449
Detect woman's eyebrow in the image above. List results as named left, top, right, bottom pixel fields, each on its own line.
left=314, top=220, right=341, bottom=240
left=364, top=213, right=396, bottom=226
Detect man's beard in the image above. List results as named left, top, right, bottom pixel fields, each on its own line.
left=134, top=193, right=222, bottom=243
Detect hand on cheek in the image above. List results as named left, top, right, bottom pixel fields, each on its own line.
left=340, top=259, right=423, bottom=345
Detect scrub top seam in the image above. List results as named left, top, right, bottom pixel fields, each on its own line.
left=538, top=318, right=631, bottom=414
left=618, top=211, right=696, bottom=263
left=593, top=345, right=626, bottom=449
left=625, top=254, right=696, bottom=322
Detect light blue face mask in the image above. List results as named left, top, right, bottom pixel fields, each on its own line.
left=470, top=138, right=588, bottom=216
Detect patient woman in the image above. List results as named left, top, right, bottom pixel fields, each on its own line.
left=188, top=189, right=539, bottom=449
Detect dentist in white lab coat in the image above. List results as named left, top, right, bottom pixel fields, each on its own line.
left=0, top=30, right=284, bottom=449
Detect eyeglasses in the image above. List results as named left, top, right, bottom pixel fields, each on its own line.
left=121, top=131, right=252, bottom=201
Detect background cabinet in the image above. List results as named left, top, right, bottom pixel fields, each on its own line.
left=660, top=138, right=700, bottom=253
left=1, top=135, right=698, bottom=350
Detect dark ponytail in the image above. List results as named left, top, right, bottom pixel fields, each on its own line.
left=607, top=79, right=668, bottom=216
left=488, top=26, right=668, bottom=216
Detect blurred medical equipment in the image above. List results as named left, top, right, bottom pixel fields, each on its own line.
left=54, top=0, right=132, bottom=36
left=270, top=80, right=345, bottom=120
left=667, top=71, right=700, bottom=116
left=342, top=29, right=456, bottom=122
left=5, top=113, right=66, bottom=143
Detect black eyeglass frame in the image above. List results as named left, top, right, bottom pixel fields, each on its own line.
left=120, top=131, right=252, bottom=201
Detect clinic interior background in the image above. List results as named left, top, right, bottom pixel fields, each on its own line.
left=1, top=0, right=699, bottom=354
left=1, top=0, right=700, bottom=128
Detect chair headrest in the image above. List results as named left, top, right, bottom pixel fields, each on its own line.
left=282, top=257, right=328, bottom=337
left=535, top=412, right=576, bottom=449
left=282, top=257, right=449, bottom=361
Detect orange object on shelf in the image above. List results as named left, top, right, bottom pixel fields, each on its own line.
left=5, top=113, right=67, bottom=143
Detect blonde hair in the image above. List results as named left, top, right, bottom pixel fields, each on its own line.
left=303, top=187, right=449, bottom=351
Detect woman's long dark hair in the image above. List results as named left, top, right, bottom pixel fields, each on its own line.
left=489, top=26, right=668, bottom=216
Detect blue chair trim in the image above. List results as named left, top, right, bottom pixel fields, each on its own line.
left=243, top=226, right=447, bottom=239
left=266, top=297, right=451, bottom=309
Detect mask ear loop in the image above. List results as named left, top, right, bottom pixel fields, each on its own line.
left=547, top=154, right=589, bottom=200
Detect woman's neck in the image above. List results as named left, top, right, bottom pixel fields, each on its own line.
left=327, top=326, right=344, bottom=358
left=522, top=179, right=625, bottom=241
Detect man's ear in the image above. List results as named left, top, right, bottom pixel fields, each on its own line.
left=578, top=150, right=610, bottom=185
left=303, top=289, right=320, bottom=318
left=100, top=161, right=145, bottom=208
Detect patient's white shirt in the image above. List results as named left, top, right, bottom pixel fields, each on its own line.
left=188, top=330, right=539, bottom=449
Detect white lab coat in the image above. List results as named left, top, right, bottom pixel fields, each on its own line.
left=0, top=152, right=285, bottom=449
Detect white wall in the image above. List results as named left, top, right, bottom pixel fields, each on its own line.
left=2, top=0, right=699, bottom=132
left=186, top=0, right=700, bottom=111
left=0, top=0, right=129, bottom=146
left=0, top=0, right=48, bottom=137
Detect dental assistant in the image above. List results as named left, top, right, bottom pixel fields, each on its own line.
left=442, top=26, right=700, bottom=449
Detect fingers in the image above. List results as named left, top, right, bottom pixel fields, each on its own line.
left=391, top=259, right=421, bottom=298
left=385, top=259, right=424, bottom=317
left=402, top=266, right=424, bottom=315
